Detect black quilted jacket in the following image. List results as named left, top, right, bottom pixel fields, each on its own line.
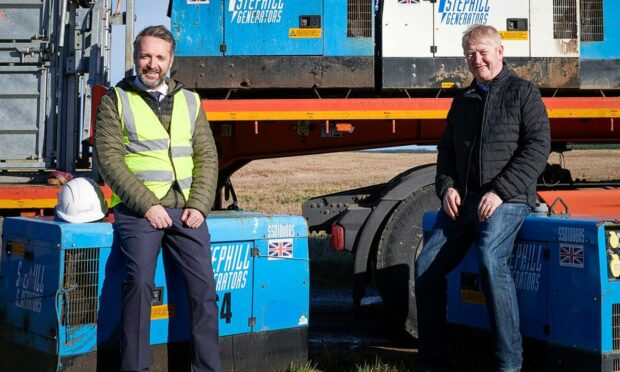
left=435, top=65, right=551, bottom=207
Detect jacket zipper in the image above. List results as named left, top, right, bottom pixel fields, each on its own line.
left=478, top=88, right=490, bottom=190
left=463, top=92, right=485, bottom=204
left=158, top=95, right=180, bottom=209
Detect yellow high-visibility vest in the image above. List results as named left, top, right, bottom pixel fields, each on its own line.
left=110, top=87, right=200, bottom=206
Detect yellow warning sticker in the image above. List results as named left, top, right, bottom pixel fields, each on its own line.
left=151, top=304, right=175, bottom=320
left=441, top=82, right=457, bottom=89
left=11, top=242, right=25, bottom=256
left=461, top=289, right=486, bottom=305
left=289, top=28, right=321, bottom=38
left=500, top=31, right=528, bottom=40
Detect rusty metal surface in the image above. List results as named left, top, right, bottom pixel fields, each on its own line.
left=382, top=57, right=581, bottom=89
left=382, top=57, right=470, bottom=89
left=177, top=55, right=596, bottom=91
left=172, top=56, right=374, bottom=89
left=509, top=57, right=580, bottom=88
left=581, top=59, right=620, bottom=89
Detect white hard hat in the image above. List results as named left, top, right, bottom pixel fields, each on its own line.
left=55, top=178, right=108, bottom=223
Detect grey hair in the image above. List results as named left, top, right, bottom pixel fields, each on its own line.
left=133, top=25, right=176, bottom=59
left=462, top=24, right=502, bottom=53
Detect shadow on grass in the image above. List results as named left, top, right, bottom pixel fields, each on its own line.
left=309, top=233, right=355, bottom=289
left=305, top=235, right=424, bottom=372
left=307, top=347, right=421, bottom=372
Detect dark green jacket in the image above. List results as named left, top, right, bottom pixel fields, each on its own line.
left=95, top=77, right=218, bottom=216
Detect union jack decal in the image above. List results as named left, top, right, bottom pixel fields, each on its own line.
left=268, top=239, right=293, bottom=260
left=559, top=244, right=584, bottom=268
left=398, top=0, right=420, bottom=3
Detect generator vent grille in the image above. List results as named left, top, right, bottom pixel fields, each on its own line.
left=613, top=358, right=620, bottom=372
left=580, top=0, right=604, bottom=42
left=613, top=303, right=620, bottom=350
left=347, top=0, right=372, bottom=38
left=553, top=0, right=578, bottom=39
left=61, top=248, right=100, bottom=327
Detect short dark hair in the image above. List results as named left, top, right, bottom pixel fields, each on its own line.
left=133, top=25, right=176, bottom=59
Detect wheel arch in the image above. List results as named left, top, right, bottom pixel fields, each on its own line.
left=351, top=164, right=437, bottom=300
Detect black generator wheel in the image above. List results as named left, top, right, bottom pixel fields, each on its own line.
left=375, top=184, right=439, bottom=339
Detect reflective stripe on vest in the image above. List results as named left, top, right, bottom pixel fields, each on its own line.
left=110, top=87, right=200, bottom=207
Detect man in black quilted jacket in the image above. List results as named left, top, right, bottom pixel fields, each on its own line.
left=415, top=24, right=550, bottom=372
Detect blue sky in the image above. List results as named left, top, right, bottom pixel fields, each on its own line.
left=110, top=0, right=170, bottom=84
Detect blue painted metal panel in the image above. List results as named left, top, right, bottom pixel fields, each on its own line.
left=424, top=211, right=620, bottom=355
left=444, top=239, right=491, bottom=330
left=252, top=215, right=309, bottom=331
left=211, top=240, right=254, bottom=336
left=545, top=219, right=602, bottom=351
left=172, top=0, right=224, bottom=57
left=581, top=0, right=620, bottom=59
left=323, top=0, right=374, bottom=56
left=173, top=0, right=374, bottom=57
left=0, top=212, right=308, bottom=360
left=509, top=240, right=549, bottom=341
left=0, top=218, right=114, bottom=357
left=223, top=0, right=323, bottom=56
left=171, top=0, right=375, bottom=78
left=595, top=224, right=620, bottom=353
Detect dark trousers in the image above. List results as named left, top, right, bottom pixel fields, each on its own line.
left=415, top=199, right=530, bottom=372
left=114, top=205, right=221, bottom=372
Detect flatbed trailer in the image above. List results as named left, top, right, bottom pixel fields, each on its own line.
left=3, top=96, right=619, bottom=213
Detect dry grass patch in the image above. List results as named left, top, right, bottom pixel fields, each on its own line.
left=549, top=149, right=620, bottom=181
left=230, top=152, right=436, bottom=215
left=229, top=150, right=620, bottom=215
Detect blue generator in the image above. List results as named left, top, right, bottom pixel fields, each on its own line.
left=580, top=0, right=620, bottom=89
left=0, top=212, right=309, bottom=371
left=422, top=212, right=620, bottom=371
left=170, top=0, right=375, bottom=89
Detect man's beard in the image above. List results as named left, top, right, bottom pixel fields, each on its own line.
left=137, top=69, right=165, bottom=89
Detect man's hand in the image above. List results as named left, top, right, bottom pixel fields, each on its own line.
left=443, top=187, right=461, bottom=220
left=181, top=207, right=204, bottom=229
left=145, top=204, right=172, bottom=229
left=477, top=191, right=503, bottom=222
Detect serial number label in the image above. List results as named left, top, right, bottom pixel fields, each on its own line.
left=558, top=226, right=585, bottom=243
left=267, top=224, right=295, bottom=238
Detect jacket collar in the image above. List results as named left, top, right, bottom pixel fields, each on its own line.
left=134, top=76, right=169, bottom=97
left=116, top=76, right=184, bottom=98
left=468, top=61, right=512, bottom=91
left=464, top=62, right=512, bottom=97
left=489, top=62, right=512, bottom=87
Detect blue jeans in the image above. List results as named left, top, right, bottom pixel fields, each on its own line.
left=415, top=198, right=530, bottom=372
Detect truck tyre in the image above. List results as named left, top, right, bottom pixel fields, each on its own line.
left=375, top=184, right=439, bottom=339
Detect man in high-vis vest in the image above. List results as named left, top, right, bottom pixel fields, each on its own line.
left=95, top=25, right=220, bottom=372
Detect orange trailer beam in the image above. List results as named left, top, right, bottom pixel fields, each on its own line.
left=203, top=97, right=620, bottom=172
left=203, top=97, right=620, bottom=121
left=538, top=190, right=620, bottom=217
left=2, top=97, right=620, bottom=213
left=0, top=184, right=113, bottom=215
